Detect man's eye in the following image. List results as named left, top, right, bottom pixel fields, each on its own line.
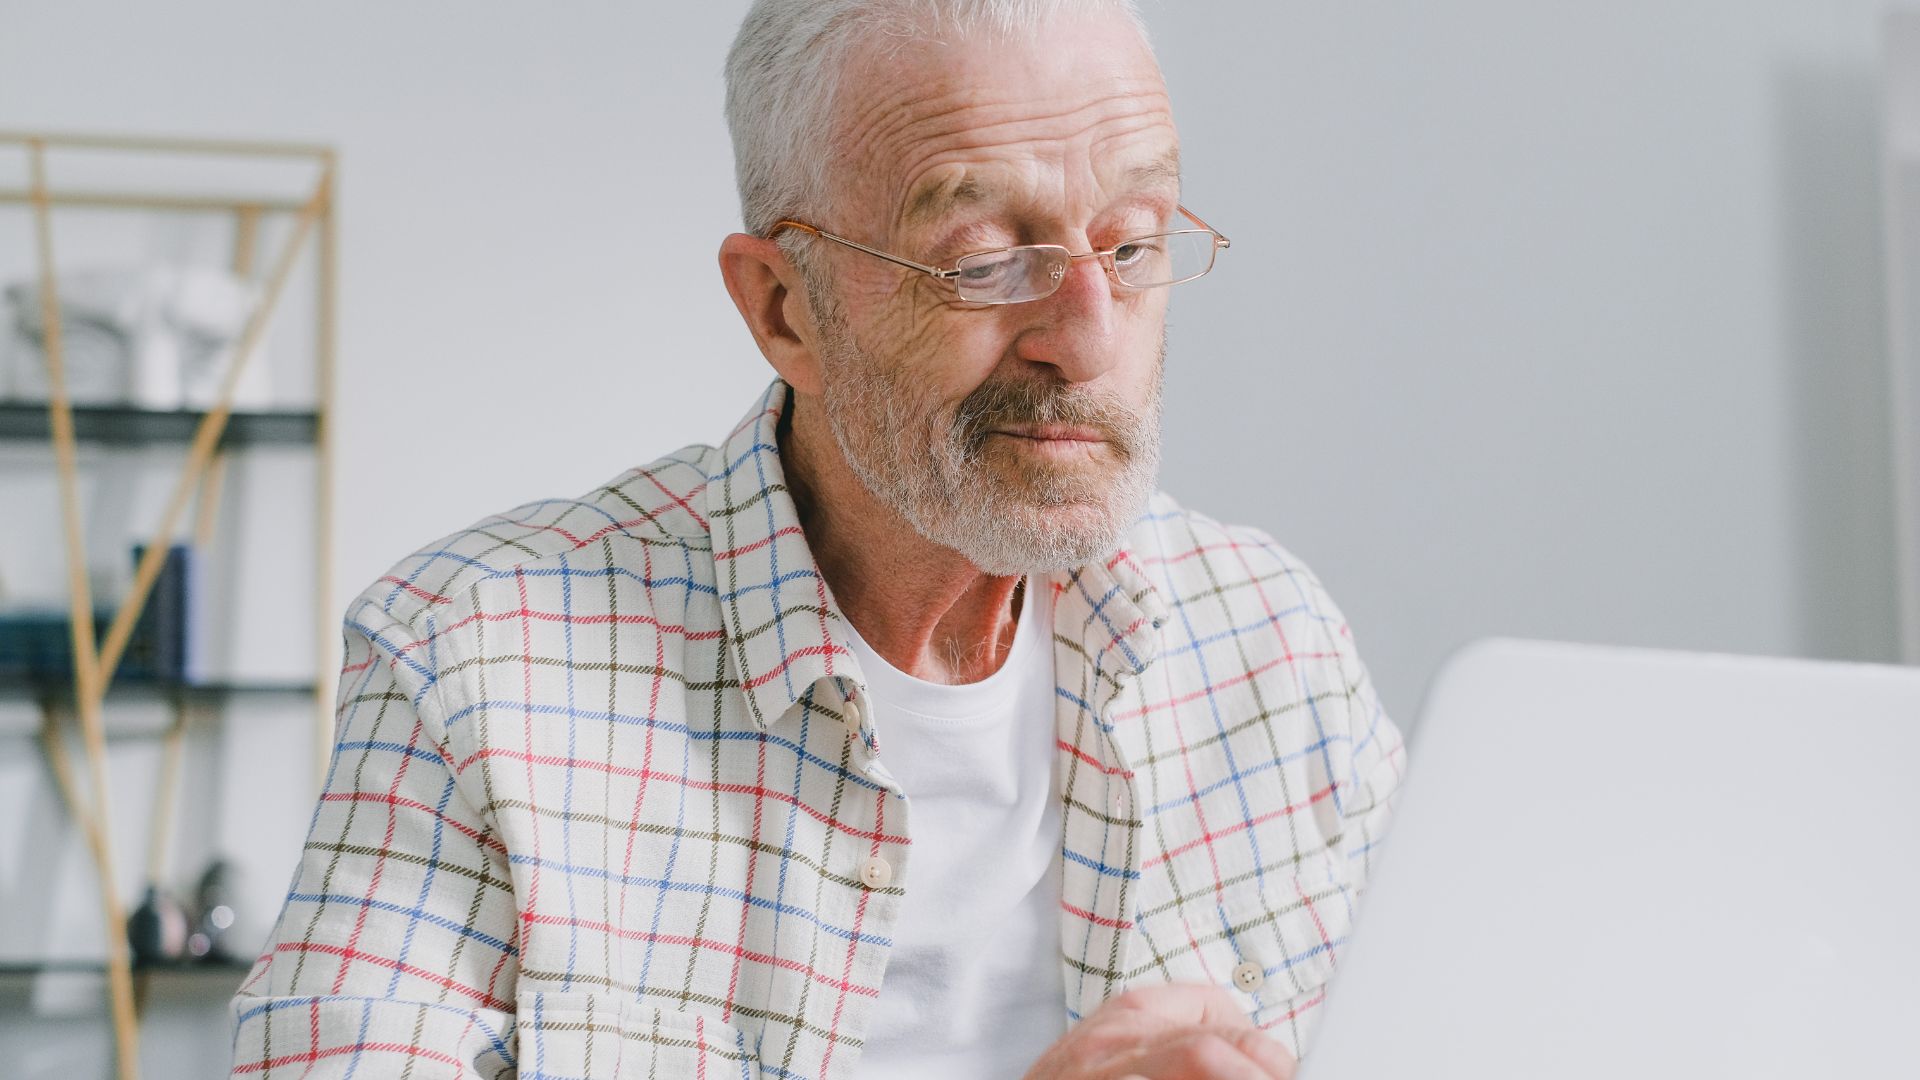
left=959, top=254, right=1016, bottom=280
left=1113, top=239, right=1161, bottom=266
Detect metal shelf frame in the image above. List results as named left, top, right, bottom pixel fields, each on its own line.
left=0, top=678, right=318, bottom=702
left=0, top=403, right=320, bottom=446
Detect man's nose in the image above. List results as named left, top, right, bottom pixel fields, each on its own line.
left=1013, top=253, right=1122, bottom=383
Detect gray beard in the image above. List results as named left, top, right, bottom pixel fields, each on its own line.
left=810, top=293, right=1165, bottom=577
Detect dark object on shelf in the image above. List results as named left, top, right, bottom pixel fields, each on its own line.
left=185, top=859, right=238, bottom=963
left=128, top=541, right=192, bottom=680
left=0, top=543, right=190, bottom=683
left=0, top=402, right=318, bottom=446
left=126, top=885, right=190, bottom=965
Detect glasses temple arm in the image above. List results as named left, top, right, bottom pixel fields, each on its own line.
left=1176, top=204, right=1232, bottom=249
left=765, top=220, right=958, bottom=279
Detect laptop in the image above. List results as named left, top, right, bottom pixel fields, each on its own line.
left=1301, top=637, right=1920, bottom=1078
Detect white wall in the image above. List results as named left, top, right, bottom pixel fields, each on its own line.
left=0, top=1, right=1911, bottom=1074
left=1887, top=12, right=1920, bottom=660
left=1153, top=1, right=1912, bottom=707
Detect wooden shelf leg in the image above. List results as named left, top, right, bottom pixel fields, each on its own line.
left=147, top=701, right=192, bottom=889
left=28, top=135, right=142, bottom=1080
left=314, top=168, right=338, bottom=792
left=38, top=701, right=99, bottom=841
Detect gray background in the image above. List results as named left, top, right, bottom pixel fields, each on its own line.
left=0, top=1, right=1914, bottom=1075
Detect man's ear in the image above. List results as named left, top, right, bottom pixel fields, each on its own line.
left=719, top=233, right=825, bottom=396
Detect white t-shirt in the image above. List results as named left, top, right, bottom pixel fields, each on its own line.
left=844, top=576, right=1066, bottom=1080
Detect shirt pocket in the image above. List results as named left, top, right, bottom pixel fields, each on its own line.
left=516, top=990, right=761, bottom=1080
left=1130, top=852, right=1357, bottom=1048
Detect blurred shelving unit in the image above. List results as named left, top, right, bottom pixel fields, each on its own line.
left=0, top=131, right=336, bottom=1080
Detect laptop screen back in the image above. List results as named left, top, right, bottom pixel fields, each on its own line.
left=1301, top=638, right=1920, bottom=1079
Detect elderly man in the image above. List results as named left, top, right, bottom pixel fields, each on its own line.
left=230, top=1, right=1405, bottom=1077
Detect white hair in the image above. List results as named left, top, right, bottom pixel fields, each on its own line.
left=724, top=0, right=1153, bottom=241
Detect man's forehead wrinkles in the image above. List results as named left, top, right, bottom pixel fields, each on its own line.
left=849, top=94, right=1173, bottom=223
left=839, top=83, right=978, bottom=165
left=840, top=94, right=1152, bottom=169
left=836, top=71, right=1170, bottom=169
left=887, top=114, right=1179, bottom=233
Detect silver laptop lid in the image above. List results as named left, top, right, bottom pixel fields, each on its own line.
left=1302, top=637, right=1920, bottom=1079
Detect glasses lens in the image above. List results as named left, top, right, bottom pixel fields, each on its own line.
left=954, top=246, right=1070, bottom=304
left=1111, top=230, right=1219, bottom=289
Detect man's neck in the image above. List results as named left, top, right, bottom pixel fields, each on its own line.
left=778, top=388, right=1027, bottom=686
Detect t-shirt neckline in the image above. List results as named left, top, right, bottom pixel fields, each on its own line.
left=842, top=575, right=1050, bottom=724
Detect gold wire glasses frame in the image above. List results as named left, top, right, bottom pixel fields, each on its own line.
left=766, top=204, right=1231, bottom=305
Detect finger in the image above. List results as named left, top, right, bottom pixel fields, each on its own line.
left=1094, top=982, right=1256, bottom=1031
left=1072, top=985, right=1257, bottom=1066
left=1225, top=1026, right=1298, bottom=1080
left=1100, top=1028, right=1283, bottom=1080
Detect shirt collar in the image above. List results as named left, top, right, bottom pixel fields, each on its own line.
left=703, top=378, right=1169, bottom=736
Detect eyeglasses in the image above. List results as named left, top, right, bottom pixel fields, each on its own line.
left=765, top=204, right=1231, bottom=306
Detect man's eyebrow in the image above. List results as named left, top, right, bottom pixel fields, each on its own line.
left=899, top=148, right=1182, bottom=231
left=902, top=173, right=991, bottom=229
left=1122, top=149, right=1182, bottom=192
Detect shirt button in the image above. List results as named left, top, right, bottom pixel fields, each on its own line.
left=860, top=856, right=893, bottom=889
left=1232, top=961, right=1265, bottom=993
left=1111, top=793, right=1125, bottom=816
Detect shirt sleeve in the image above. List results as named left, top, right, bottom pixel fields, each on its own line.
left=1318, top=589, right=1410, bottom=895
left=228, top=604, right=520, bottom=1079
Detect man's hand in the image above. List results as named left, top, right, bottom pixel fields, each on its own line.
left=1020, top=983, right=1298, bottom=1080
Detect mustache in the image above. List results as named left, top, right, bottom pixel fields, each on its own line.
left=950, top=378, right=1148, bottom=458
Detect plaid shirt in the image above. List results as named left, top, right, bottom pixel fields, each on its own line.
left=229, top=379, right=1407, bottom=1079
